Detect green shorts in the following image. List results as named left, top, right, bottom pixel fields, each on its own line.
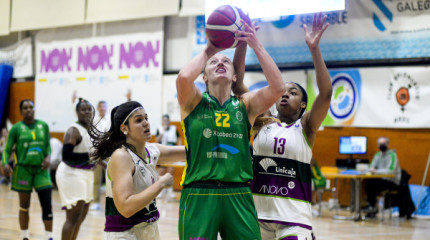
left=11, top=165, right=52, bottom=193
left=179, top=182, right=261, bottom=240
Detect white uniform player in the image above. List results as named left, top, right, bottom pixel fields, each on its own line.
left=104, top=143, right=161, bottom=240
left=252, top=121, right=314, bottom=240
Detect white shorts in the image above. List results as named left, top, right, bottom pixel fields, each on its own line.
left=104, top=221, right=160, bottom=240
left=259, top=222, right=314, bottom=240
left=55, top=162, right=94, bottom=209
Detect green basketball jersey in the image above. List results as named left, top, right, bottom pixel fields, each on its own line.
left=181, top=92, right=253, bottom=185
left=2, top=120, right=51, bottom=166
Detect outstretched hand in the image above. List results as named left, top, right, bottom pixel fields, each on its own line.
left=304, top=12, right=329, bottom=50
left=234, top=20, right=261, bottom=50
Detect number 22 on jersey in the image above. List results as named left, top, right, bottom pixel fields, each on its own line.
left=215, top=112, right=230, bottom=128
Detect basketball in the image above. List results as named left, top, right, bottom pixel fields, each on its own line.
left=205, top=5, right=251, bottom=48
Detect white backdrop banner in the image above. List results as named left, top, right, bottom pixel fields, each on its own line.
left=162, top=71, right=306, bottom=122
left=35, top=32, right=163, bottom=132
left=308, top=67, right=430, bottom=128
left=194, top=0, right=430, bottom=64
left=0, top=38, right=33, bottom=78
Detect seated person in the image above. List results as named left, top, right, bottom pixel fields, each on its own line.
left=364, top=136, right=401, bottom=217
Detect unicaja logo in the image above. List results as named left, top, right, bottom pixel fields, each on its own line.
left=259, top=158, right=277, bottom=172
left=372, top=0, right=393, bottom=32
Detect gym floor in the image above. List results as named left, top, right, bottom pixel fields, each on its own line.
left=0, top=184, right=428, bottom=240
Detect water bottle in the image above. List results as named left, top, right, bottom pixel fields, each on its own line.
left=378, top=196, right=384, bottom=219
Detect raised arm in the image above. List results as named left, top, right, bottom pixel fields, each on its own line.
left=235, top=21, right=285, bottom=125
left=232, top=42, right=249, bottom=96
left=176, top=44, right=221, bottom=120
left=301, top=13, right=332, bottom=147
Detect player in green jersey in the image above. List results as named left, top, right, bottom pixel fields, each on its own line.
left=176, top=20, right=286, bottom=240
left=1, top=99, right=53, bottom=240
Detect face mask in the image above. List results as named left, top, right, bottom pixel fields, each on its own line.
left=379, top=144, right=388, bottom=152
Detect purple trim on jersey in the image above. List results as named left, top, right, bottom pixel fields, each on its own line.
left=66, top=163, right=95, bottom=170
left=280, top=236, right=298, bottom=240
left=145, top=147, right=151, bottom=164
left=258, top=219, right=312, bottom=230
left=104, top=211, right=160, bottom=232
left=251, top=174, right=312, bottom=202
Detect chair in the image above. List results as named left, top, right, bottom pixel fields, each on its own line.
left=379, top=189, right=398, bottom=221
left=314, top=166, right=339, bottom=216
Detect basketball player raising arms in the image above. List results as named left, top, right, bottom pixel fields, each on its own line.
left=235, top=13, right=332, bottom=240
left=176, top=14, right=285, bottom=240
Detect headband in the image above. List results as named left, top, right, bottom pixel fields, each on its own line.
left=121, top=107, right=144, bottom=126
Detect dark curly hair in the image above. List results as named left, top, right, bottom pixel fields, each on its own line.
left=89, top=101, right=143, bottom=162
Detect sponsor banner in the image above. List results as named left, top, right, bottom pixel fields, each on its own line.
left=162, top=71, right=306, bottom=122
left=251, top=155, right=312, bottom=202
left=35, top=32, right=163, bottom=132
left=0, top=38, right=33, bottom=78
left=194, top=0, right=430, bottom=64
left=252, top=175, right=312, bottom=202
left=308, top=67, right=430, bottom=128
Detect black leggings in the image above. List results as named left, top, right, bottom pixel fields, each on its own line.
left=37, top=188, right=53, bottom=220
left=365, top=179, right=398, bottom=207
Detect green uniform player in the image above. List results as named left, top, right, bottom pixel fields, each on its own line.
left=179, top=93, right=259, bottom=240
left=176, top=19, right=286, bottom=240
left=2, top=120, right=52, bottom=192
left=1, top=100, right=54, bottom=240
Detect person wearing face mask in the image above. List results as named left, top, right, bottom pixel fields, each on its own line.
left=364, top=136, right=401, bottom=218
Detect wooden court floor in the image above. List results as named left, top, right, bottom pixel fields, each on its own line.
left=0, top=184, right=429, bottom=240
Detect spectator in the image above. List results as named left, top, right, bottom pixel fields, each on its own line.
left=364, top=136, right=401, bottom=218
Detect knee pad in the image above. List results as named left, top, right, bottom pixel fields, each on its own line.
left=37, top=189, right=53, bottom=220
left=42, top=204, right=53, bottom=220
left=19, top=207, right=29, bottom=212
